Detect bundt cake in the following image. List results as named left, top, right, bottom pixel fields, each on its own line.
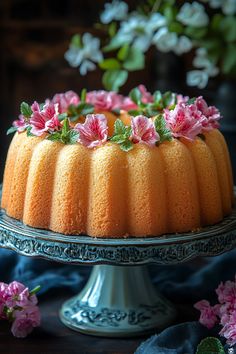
left=1, top=87, right=234, bottom=237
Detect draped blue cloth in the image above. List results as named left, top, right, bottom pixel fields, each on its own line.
left=0, top=247, right=235, bottom=353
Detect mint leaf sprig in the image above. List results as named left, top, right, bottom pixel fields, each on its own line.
left=196, top=337, right=225, bottom=354
left=128, top=87, right=178, bottom=118
left=47, top=118, right=79, bottom=144
left=154, top=114, right=172, bottom=144
left=110, top=119, right=133, bottom=151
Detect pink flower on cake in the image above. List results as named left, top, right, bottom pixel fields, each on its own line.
left=121, top=85, right=153, bottom=111
left=164, top=102, right=206, bottom=140
left=86, top=90, right=123, bottom=111
left=30, top=101, right=61, bottom=136
left=75, top=114, right=108, bottom=148
left=131, top=115, right=159, bottom=146
left=11, top=306, right=41, bottom=338
left=13, top=115, right=28, bottom=132
left=52, top=90, right=80, bottom=113
left=194, top=300, right=219, bottom=329
left=195, top=96, right=221, bottom=131
left=176, top=94, right=189, bottom=104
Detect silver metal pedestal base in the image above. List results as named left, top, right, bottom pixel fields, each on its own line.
left=59, top=265, right=176, bottom=337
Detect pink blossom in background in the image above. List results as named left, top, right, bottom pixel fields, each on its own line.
left=195, top=96, right=221, bottom=131
left=75, top=114, right=108, bottom=148
left=121, top=97, right=138, bottom=111
left=3, top=281, right=31, bottom=308
left=220, top=310, right=236, bottom=346
left=194, top=300, right=219, bottom=329
left=52, top=90, right=80, bottom=113
left=216, top=279, right=236, bottom=304
left=164, top=102, right=206, bottom=140
left=11, top=306, right=41, bottom=338
left=86, top=90, right=123, bottom=111
left=131, top=115, right=159, bottom=146
left=0, top=282, right=8, bottom=319
left=30, top=101, right=61, bottom=136
left=13, top=115, right=28, bottom=132
left=121, top=85, right=153, bottom=111
left=138, top=85, right=153, bottom=104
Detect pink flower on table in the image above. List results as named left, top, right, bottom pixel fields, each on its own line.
left=195, top=96, right=221, bottom=131
left=13, top=115, right=28, bottom=132
left=164, top=102, right=206, bottom=141
left=75, top=114, right=108, bottom=148
left=0, top=282, right=8, bottom=319
left=3, top=281, right=36, bottom=308
left=11, top=306, right=41, bottom=338
left=131, top=115, right=159, bottom=146
left=220, top=310, right=236, bottom=346
left=52, top=90, right=80, bottom=113
left=86, top=90, right=123, bottom=111
left=216, top=280, right=236, bottom=304
left=30, top=101, right=61, bottom=136
left=194, top=300, right=219, bottom=329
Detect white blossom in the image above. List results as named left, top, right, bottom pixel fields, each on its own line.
left=201, top=0, right=236, bottom=14
left=173, top=36, right=193, bottom=55
left=152, top=27, right=178, bottom=52
left=65, top=33, right=103, bottom=76
left=187, top=70, right=209, bottom=88
left=114, top=13, right=166, bottom=52
left=100, top=0, right=128, bottom=24
left=177, top=2, right=209, bottom=27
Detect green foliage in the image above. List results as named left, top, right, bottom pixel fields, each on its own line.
left=129, top=87, right=142, bottom=105
left=123, top=47, right=145, bottom=71
left=20, top=102, right=32, bottom=118
left=154, top=114, right=172, bottom=143
left=222, top=44, right=236, bottom=74
left=47, top=118, right=79, bottom=144
left=71, top=34, right=82, bottom=47
left=117, top=44, right=129, bottom=61
left=68, top=102, right=94, bottom=122
left=196, top=337, right=225, bottom=354
left=102, top=69, right=128, bottom=91
left=99, top=58, right=121, bottom=70
left=7, top=126, right=18, bottom=135
left=220, top=16, right=236, bottom=42
left=185, top=26, right=207, bottom=39
left=110, top=119, right=133, bottom=151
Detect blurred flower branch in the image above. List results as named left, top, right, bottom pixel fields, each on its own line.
left=65, top=0, right=236, bottom=91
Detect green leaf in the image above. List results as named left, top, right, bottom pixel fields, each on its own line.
left=117, top=44, right=129, bottom=61
left=129, top=87, right=142, bottom=105
left=169, top=21, right=184, bottom=34
left=187, top=97, right=196, bottom=105
left=128, top=109, right=142, bottom=116
left=123, top=47, right=145, bottom=71
left=99, top=58, right=121, bottom=70
left=102, top=69, right=128, bottom=91
left=222, top=44, right=236, bottom=74
left=113, top=119, right=126, bottom=135
left=185, top=26, right=207, bottom=39
left=80, top=88, right=87, bottom=102
left=108, top=22, right=117, bottom=38
left=68, top=130, right=79, bottom=144
left=154, top=115, right=172, bottom=143
left=103, top=36, right=124, bottom=52
left=7, top=126, right=18, bottom=135
left=196, top=337, right=225, bottom=354
left=62, top=118, right=70, bottom=136
left=47, top=132, right=62, bottom=142
left=20, top=102, right=32, bottom=118
left=71, top=34, right=82, bottom=48
left=153, top=90, right=163, bottom=103
left=26, top=126, right=34, bottom=137
left=30, top=285, right=41, bottom=296
left=120, top=140, right=133, bottom=152
left=58, top=113, right=68, bottom=121
left=163, top=91, right=174, bottom=107
left=220, top=16, right=236, bottom=42
left=163, top=5, right=175, bottom=22
left=79, top=103, right=94, bottom=116
left=211, top=14, right=223, bottom=31
left=110, top=134, right=127, bottom=144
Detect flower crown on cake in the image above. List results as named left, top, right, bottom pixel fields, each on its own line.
left=7, top=85, right=221, bottom=151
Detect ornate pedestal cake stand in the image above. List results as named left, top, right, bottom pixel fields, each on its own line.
left=0, top=192, right=235, bottom=337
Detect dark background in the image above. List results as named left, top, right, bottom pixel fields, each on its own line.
left=0, top=0, right=235, bottom=182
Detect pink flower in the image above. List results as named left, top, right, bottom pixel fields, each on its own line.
left=164, top=102, right=206, bottom=141
left=194, top=300, right=219, bottom=329
left=0, top=282, right=8, bottom=319
left=75, top=114, right=108, bottom=148
left=220, top=310, right=236, bottom=346
left=86, top=90, right=123, bottom=111
left=177, top=94, right=189, bottom=104
left=11, top=306, right=41, bottom=338
left=131, top=115, right=159, bottom=146
left=3, top=281, right=35, bottom=308
left=13, top=115, right=28, bottom=132
left=216, top=280, right=236, bottom=305
left=121, top=85, right=153, bottom=111
left=195, top=96, right=221, bottom=131
left=52, top=90, right=80, bottom=113
left=30, top=101, right=61, bottom=136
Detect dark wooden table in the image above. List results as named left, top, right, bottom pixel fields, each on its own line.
left=0, top=293, right=196, bottom=354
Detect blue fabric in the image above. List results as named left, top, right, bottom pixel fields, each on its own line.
left=0, top=247, right=235, bottom=353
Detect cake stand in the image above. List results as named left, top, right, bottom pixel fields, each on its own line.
left=0, top=189, right=235, bottom=337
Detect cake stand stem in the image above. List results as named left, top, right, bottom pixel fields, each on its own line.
left=60, top=264, right=176, bottom=337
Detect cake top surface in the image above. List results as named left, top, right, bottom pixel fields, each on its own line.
left=8, top=85, right=221, bottom=151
